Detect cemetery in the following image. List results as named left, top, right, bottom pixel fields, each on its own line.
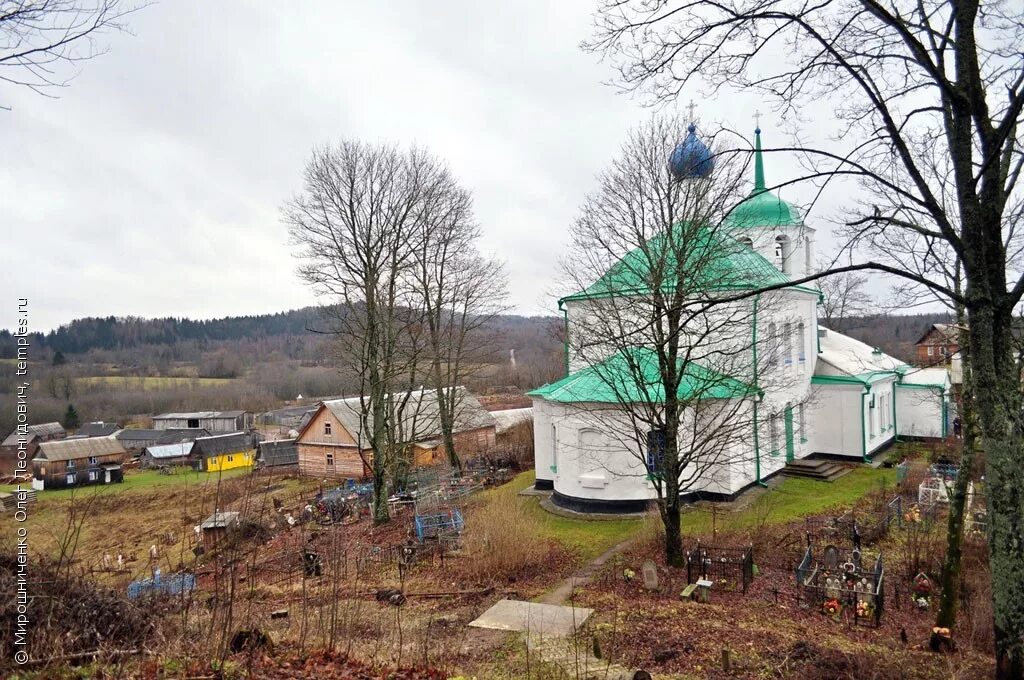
left=1, top=440, right=996, bottom=678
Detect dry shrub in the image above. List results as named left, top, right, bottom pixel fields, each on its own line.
left=460, top=493, right=553, bottom=582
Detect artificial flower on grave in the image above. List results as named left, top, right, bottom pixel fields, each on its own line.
left=623, top=568, right=636, bottom=582
left=904, top=505, right=922, bottom=524
left=822, top=598, right=842, bottom=617
left=913, top=573, right=933, bottom=602
left=856, top=599, right=874, bottom=618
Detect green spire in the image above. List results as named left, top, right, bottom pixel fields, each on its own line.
left=753, top=126, right=766, bottom=194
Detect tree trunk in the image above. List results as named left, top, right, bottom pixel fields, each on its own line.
left=663, top=496, right=684, bottom=568
left=935, top=320, right=975, bottom=635
left=968, top=305, right=1024, bottom=679
left=371, top=469, right=389, bottom=524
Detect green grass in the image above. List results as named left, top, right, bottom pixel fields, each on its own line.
left=1, top=466, right=252, bottom=498
left=486, top=471, right=645, bottom=561
left=491, top=464, right=896, bottom=562
left=679, top=465, right=897, bottom=535
left=76, top=376, right=236, bottom=389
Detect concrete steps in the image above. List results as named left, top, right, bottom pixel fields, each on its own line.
left=782, top=458, right=852, bottom=482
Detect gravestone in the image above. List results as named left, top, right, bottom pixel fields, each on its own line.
left=823, top=545, right=840, bottom=570
left=642, top=560, right=659, bottom=591
left=825, top=575, right=841, bottom=599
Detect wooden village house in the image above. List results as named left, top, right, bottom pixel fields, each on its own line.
left=295, top=387, right=497, bottom=481
left=191, top=432, right=255, bottom=472
left=31, top=437, right=127, bottom=490
left=152, top=410, right=253, bottom=433
left=914, top=324, right=962, bottom=365
left=0, top=422, right=65, bottom=478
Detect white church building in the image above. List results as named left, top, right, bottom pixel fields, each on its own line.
left=529, top=124, right=951, bottom=513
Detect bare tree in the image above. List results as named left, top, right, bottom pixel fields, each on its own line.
left=559, top=115, right=804, bottom=565
left=413, top=185, right=509, bottom=473
left=0, top=0, right=140, bottom=108
left=817, top=266, right=873, bottom=333
left=589, top=3, right=1024, bottom=672
left=286, top=141, right=456, bottom=523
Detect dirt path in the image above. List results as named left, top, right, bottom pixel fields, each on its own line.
left=539, top=536, right=637, bottom=606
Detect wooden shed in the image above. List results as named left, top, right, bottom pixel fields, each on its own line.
left=192, top=432, right=254, bottom=472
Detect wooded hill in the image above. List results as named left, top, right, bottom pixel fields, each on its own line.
left=1, top=307, right=953, bottom=367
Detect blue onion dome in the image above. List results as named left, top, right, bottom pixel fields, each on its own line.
left=669, top=123, right=715, bottom=179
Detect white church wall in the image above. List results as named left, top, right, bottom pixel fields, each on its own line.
left=544, top=398, right=758, bottom=503
left=806, top=384, right=865, bottom=457
left=895, top=386, right=946, bottom=438
left=532, top=397, right=554, bottom=481
left=865, top=378, right=897, bottom=456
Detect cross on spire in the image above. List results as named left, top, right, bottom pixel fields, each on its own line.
left=754, top=109, right=762, bottom=130
left=686, top=99, right=697, bottom=122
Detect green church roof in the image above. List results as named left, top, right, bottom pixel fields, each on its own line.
left=560, top=223, right=789, bottom=304
left=726, top=128, right=801, bottom=229
left=527, top=347, right=758, bottom=404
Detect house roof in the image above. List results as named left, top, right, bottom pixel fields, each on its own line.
left=899, top=366, right=951, bottom=390
left=115, top=428, right=164, bottom=442
left=192, top=432, right=252, bottom=458
left=560, top=224, right=790, bottom=304
left=144, top=442, right=194, bottom=459
left=73, top=422, right=121, bottom=438
left=528, top=347, right=758, bottom=404
left=153, top=410, right=246, bottom=420
left=35, top=436, right=126, bottom=462
left=306, top=387, right=496, bottom=449
left=200, top=511, right=239, bottom=530
left=2, top=422, right=65, bottom=447
left=913, top=323, right=964, bottom=346
left=815, top=327, right=907, bottom=384
left=490, top=407, right=533, bottom=434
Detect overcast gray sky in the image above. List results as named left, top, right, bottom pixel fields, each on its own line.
left=1, top=1, right=839, bottom=332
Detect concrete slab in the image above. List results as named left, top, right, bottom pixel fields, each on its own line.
left=468, top=599, right=593, bottom=637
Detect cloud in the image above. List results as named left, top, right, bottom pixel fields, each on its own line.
left=0, top=0, right=852, bottom=332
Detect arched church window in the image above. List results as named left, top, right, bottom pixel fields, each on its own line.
left=551, top=425, right=558, bottom=471
left=783, top=321, right=793, bottom=364
left=775, top=235, right=792, bottom=275
left=797, top=321, right=806, bottom=362
left=767, top=322, right=778, bottom=366
left=646, top=429, right=666, bottom=477
left=769, top=414, right=779, bottom=454
left=739, top=236, right=754, bottom=250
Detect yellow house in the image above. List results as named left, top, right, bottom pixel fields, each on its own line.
left=192, top=432, right=254, bottom=473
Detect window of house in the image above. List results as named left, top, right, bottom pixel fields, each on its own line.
left=89, top=470, right=98, bottom=482
left=797, top=322, right=806, bottom=362
left=326, top=452, right=334, bottom=467
left=324, top=422, right=332, bottom=436
left=88, top=456, right=98, bottom=465
left=940, top=346, right=947, bottom=356
left=227, top=455, right=234, bottom=463
left=646, top=429, right=666, bottom=477
left=66, top=460, right=76, bottom=469
left=928, top=346, right=935, bottom=356
left=187, top=418, right=200, bottom=428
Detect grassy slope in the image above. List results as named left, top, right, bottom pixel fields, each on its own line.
left=494, top=465, right=895, bottom=563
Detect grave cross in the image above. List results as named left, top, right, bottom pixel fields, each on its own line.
left=687, top=99, right=697, bottom=122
